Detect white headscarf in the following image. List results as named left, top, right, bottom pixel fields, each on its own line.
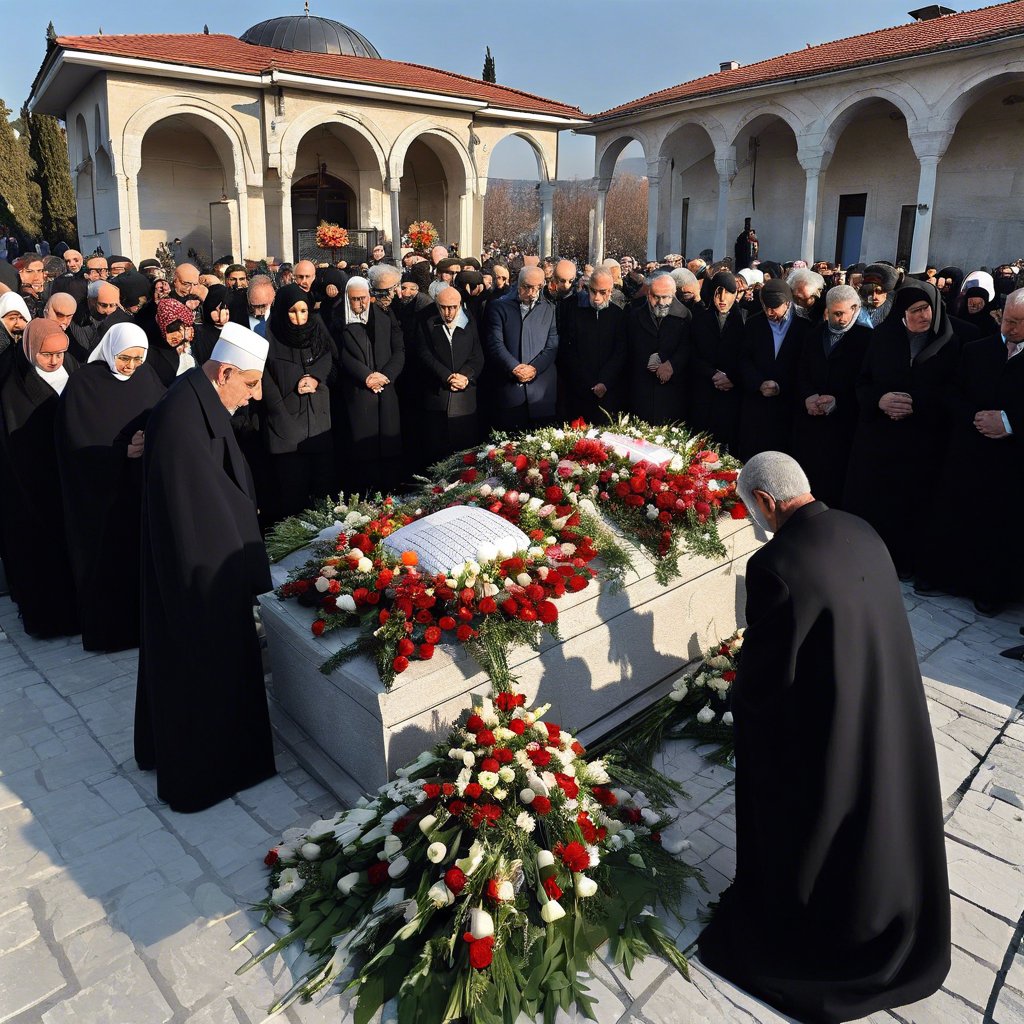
left=344, top=277, right=370, bottom=325
left=88, top=321, right=149, bottom=380
left=0, top=292, right=32, bottom=323
left=960, top=270, right=995, bottom=303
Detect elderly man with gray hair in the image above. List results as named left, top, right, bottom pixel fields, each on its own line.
left=786, top=267, right=826, bottom=323
left=790, top=283, right=873, bottom=507
left=698, top=449, right=950, bottom=1023
left=670, top=267, right=703, bottom=311
left=366, top=263, right=401, bottom=314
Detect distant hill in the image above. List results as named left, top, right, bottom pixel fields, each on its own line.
left=614, top=156, right=647, bottom=177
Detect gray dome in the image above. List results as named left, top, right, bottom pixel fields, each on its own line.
left=240, top=15, right=381, bottom=59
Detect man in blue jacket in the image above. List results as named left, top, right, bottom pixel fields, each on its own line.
left=484, top=265, right=559, bottom=431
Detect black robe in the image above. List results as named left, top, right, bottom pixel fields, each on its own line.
left=559, top=301, right=627, bottom=425
left=134, top=368, right=275, bottom=813
left=698, top=502, right=949, bottom=1023
left=737, top=311, right=810, bottom=460
left=687, top=305, right=746, bottom=452
left=790, top=322, right=872, bottom=508
left=0, top=348, right=80, bottom=637
left=623, top=299, right=691, bottom=425
left=416, top=313, right=485, bottom=464
left=54, top=361, right=164, bottom=651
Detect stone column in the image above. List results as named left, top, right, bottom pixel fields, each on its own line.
left=388, top=181, right=402, bottom=260
left=279, top=175, right=294, bottom=264
left=645, top=162, right=661, bottom=262
left=591, top=180, right=609, bottom=265
left=713, top=149, right=737, bottom=262
left=121, top=173, right=140, bottom=262
left=796, top=146, right=833, bottom=264
left=908, top=130, right=953, bottom=274
left=538, top=181, right=555, bottom=256
left=235, top=182, right=251, bottom=262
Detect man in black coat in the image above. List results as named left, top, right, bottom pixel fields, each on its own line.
left=623, top=272, right=691, bottom=425
left=791, top=284, right=872, bottom=508
left=559, top=268, right=626, bottom=424
left=738, top=279, right=811, bottom=460
left=698, top=451, right=950, bottom=1024
left=417, top=286, right=485, bottom=464
left=134, top=321, right=276, bottom=813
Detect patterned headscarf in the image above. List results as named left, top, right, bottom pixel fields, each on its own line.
left=155, top=297, right=193, bottom=340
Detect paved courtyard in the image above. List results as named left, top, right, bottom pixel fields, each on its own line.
left=0, top=587, right=1022, bottom=1024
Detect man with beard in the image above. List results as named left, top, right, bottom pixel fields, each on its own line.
left=737, top=279, right=811, bottom=460
left=791, top=284, right=872, bottom=507
left=135, top=321, right=276, bottom=813
left=624, top=272, right=691, bottom=424
left=856, top=263, right=900, bottom=328
left=484, top=265, right=559, bottom=431
left=698, top=451, right=949, bottom=1024
left=786, top=268, right=826, bottom=325
left=559, top=268, right=626, bottom=424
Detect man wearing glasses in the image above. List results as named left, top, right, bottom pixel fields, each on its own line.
left=367, top=264, right=401, bottom=312
left=84, top=255, right=109, bottom=282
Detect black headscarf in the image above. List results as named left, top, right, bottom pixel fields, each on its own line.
left=937, top=267, right=964, bottom=311
left=202, top=284, right=231, bottom=325
left=313, top=266, right=348, bottom=324
left=891, top=280, right=955, bottom=360
left=960, top=286, right=996, bottom=332
left=269, top=283, right=321, bottom=353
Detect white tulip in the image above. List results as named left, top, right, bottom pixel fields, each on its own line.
left=337, top=872, right=360, bottom=895
left=516, top=572, right=533, bottom=586
left=388, top=856, right=409, bottom=878
left=696, top=705, right=715, bottom=724
left=300, top=843, right=321, bottom=861
left=426, top=842, right=447, bottom=863
left=574, top=874, right=598, bottom=898
left=456, top=840, right=485, bottom=876
left=382, top=835, right=402, bottom=858
left=536, top=849, right=554, bottom=869
left=540, top=900, right=566, bottom=923
left=469, top=907, right=494, bottom=939
left=427, top=881, right=454, bottom=907
left=419, top=814, right=438, bottom=834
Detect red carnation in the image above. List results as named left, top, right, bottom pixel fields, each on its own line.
left=730, top=502, right=748, bottom=520
left=492, top=747, right=514, bottom=763
left=537, top=601, right=558, bottom=624
left=311, top=619, right=325, bottom=637
left=463, top=453, right=477, bottom=465
left=532, top=795, right=552, bottom=815
left=460, top=468, right=478, bottom=484
left=448, top=799, right=466, bottom=817
left=351, top=533, right=372, bottom=554
left=397, top=638, right=415, bottom=657
left=555, top=840, right=590, bottom=873
left=379, top=610, right=390, bottom=625
left=393, top=655, right=410, bottom=673
left=527, top=747, right=551, bottom=767
left=444, top=867, right=467, bottom=894
left=468, top=936, right=494, bottom=969
left=476, top=729, right=495, bottom=746
left=543, top=875, right=562, bottom=901
left=501, top=598, right=518, bottom=616
left=464, top=782, right=483, bottom=799
left=439, top=616, right=457, bottom=631
left=423, top=625, right=442, bottom=644
left=592, top=786, right=617, bottom=807
left=508, top=719, right=526, bottom=735
left=545, top=722, right=561, bottom=742
left=567, top=575, right=588, bottom=593
left=554, top=773, right=579, bottom=799
left=456, top=624, right=475, bottom=642
left=423, top=783, right=441, bottom=799
left=264, top=848, right=279, bottom=867
left=479, top=597, right=498, bottom=614
left=368, top=862, right=389, bottom=886
left=419, top=643, right=435, bottom=660
left=545, top=485, right=564, bottom=503
left=467, top=714, right=485, bottom=732
left=481, top=757, right=500, bottom=773
left=442, top=782, right=455, bottom=796
left=723, top=670, right=736, bottom=682
left=517, top=606, right=537, bottom=622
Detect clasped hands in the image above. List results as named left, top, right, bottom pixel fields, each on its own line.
left=804, top=393, right=836, bottom=416
left=879, top=391, right=913, bottom=420
left=447, top=373, right=470, bottom=392
left=647, top=359, right=673, bottom=384
left=712, top=370, right=733, bottom=391
left=974, top=409, right=1009, bottom=438
left=512, top=363, right=537, bottom=383
left=759, top=379, right=780, bottom=397
left=365, top=372, right=390, bottom=394
left=297, top=374, right=319, bottom=396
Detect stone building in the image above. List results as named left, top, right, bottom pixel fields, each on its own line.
left=27, top=14, right=585, bottom=264
left=580, top=1, right=1024, bottom=271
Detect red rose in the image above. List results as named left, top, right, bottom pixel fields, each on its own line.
left=423, top=783, right=441, bottom=799
left=424, top=625, right=442, bottom=644
left=456, top=625, right=475, bottom=642
left=376, top=569, right=394, bottom=589
left=571, top=740, right=584, bottom=755
left=730, top=502, right=748, bottom=520
left=419, top=643, right=435, bottom=660
left=393, top=655, right=410, bottom=673
left=476, top=729, right=495, bottom=746
left=351, top=533, right=372, bottom=554
left=264, top=849, right=279, bottom=867
left=464, top=782, right=483, bottom=799
left=514, top=454, right=528, bottom=471
left=508, top=719, right=526, bottom=735
left=723, top=670, right=736, bottom=682
left=391, top=815, right=411, bottom=834
left=478, top=597, right=498, bottom=614
left=468, top=936, right=494, bottom=969
left=554, top=840, right=590, bottom=873
left=481, top=757, right=500, bottom=773
left=311, top=619, right=325, bottom=637
left=543, top=875, right=562, bottom=901
left=527, top=747, right=551, bottom=767
left=537, top=601, right=558, bottom=624
left=626, top=807, right=642, bottom=824
left=457, top=606, right=474, bottom=622
left=532, top=795, right=552, bottom=815
left=517, top=606, right=537, bottom=622
left=379, top=610, right=390, bottom=625
left=444, top=867, right=467, bottom=894
left=614, top=482, right=631, bottom=498
left=500, top=598, right=518, bottom=616
left=397, top=638, right=415, bottom=657
left=439, top=616, right=457, bottom=631
left=545, top=722, right=561, bottom=742
left=368, top=862, right=389, bottom=886
left=415, top=609, right=433, bottom=624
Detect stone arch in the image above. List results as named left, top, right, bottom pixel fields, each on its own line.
left=818, top=86, right=925, bottom=152
left=933, top=62, right=1024, bottom=132
left=74, top=113, right=90, bottom=165
left=389, top=120, right=477, bottom=193
left=120, top=94, right=257, bottom=187
left=656, top=119, right=720, bottom=257
left=486, top=129, right=551, bottom=182
left=595, top=131, right=649, bottom=182
left=727, top=101, right=807, bottom=147
left=278, top=106, right=388, bottom=184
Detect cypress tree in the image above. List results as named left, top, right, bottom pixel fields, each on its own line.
left=28, top=110, right=78, bottom=247
left=0, top=99, right=40, bottom=244
left=482, top=47, right=496, bottom=83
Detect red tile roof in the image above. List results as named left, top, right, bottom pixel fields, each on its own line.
left=51, top=33, right=586, bottom=119
left=597, top=1, right=1024, bottom=120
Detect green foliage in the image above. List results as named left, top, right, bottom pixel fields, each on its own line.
left=27, top=111, right=77, bottom=247
left=482, top=46, right=496, bottom=83
left=0, top=100, right=41, bottom=243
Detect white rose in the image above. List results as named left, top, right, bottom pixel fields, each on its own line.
left=336, top=871, right=360, bottom=895
left=357, top=557, right=373, bottom=573
left=337, top=594, right=357, bottom=613
left=300, top=843, right=321, bottom=861
left=314, top=576, right=330, bottom=593
left=574, top=874, right=598, bottom=898
left=541, top=900, right=565, bottom=923
left=527, top=497, right=543, bottom=512
left=722, top=711, right=734, bottom=726
left=696, top=705, right=715, bottom=724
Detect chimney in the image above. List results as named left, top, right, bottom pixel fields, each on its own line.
left=720, top=60, right=740, bottom=72
left=908, top=5, right=955, bottom=20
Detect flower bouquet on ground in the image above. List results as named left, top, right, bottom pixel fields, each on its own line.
left=239, top=691, right=699, bottom=1022
left=606, top=630, right=743, bottom=770
left=315, top=222, right=350, bottom=260
left=407, top=220, right=439, bottom=251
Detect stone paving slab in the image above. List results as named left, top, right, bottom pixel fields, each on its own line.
left=0, top=587, right=1021, bottom=1024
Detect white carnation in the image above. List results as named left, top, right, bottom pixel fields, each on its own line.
left=696, top=704, right=715, bottom=724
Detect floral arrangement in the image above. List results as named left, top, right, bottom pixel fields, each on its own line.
left=315, top=222, right=350, bottom=251
left=241, top=691, right=697, bottom=1022
left=267, top=419, right=746, bottom=690
left=407, top=219, right=439, bottom=251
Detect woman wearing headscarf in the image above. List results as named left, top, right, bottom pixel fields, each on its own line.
left=191, top=284, right=232, bottom=366
left=936, top=266, right=964, bottom=312
left=688, top=271, right=745, bottom=452
left=312, top=265, right=348, bottom=326
left=262, top=283, right=337, bottom=520
left=0, top=292, right=31, bottom=359
left=959, top=285, right=998, bottom=335
left=0, top=319, right=80, bottom=637
left=844, top=280, right=963, bottom=577
left=147, top=298, right=196, bottom=388
left=54, top=322, right=165, bottom=651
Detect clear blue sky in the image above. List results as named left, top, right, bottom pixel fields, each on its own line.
left=5, top=1, right=946, bottom=179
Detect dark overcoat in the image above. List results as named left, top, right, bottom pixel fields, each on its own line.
left=687, top=305, right=746, bottom=451
left=623, top=298, right=691, bottom=425
left=559, top=301, right=626, bottom=424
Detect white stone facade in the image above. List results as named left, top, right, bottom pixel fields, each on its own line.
left=583, top=34, right=1024, bottom=271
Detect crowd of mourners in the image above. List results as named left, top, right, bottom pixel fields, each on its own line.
left=0, top=228, right=1021, bottom=658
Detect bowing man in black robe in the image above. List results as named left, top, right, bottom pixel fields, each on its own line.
left=134, top=321, right=276, bottom=814
left=737, top=279, right=810, bottom=460
left=687, top=271, right=746, bottom=452
left=0, top=319, right=80, bottom=638
left=844, top=281, right=963, bottom=578
left=698, top=451, right=949, bottom=1024
left=559, top=269, right=626, bottom=425
left=790, top=284, right=872, bottom=508
left=330, top=276, right=405, bottom=494
left=416, top=286, right=485, bottom=465
left=623, top=273, right=691, bottom=425
left=55, top=322, right=165, bottom=651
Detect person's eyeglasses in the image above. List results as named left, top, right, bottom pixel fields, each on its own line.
left=115, top=354, right=145, bottom=365
left=370, top=287, right=395, bottom=298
